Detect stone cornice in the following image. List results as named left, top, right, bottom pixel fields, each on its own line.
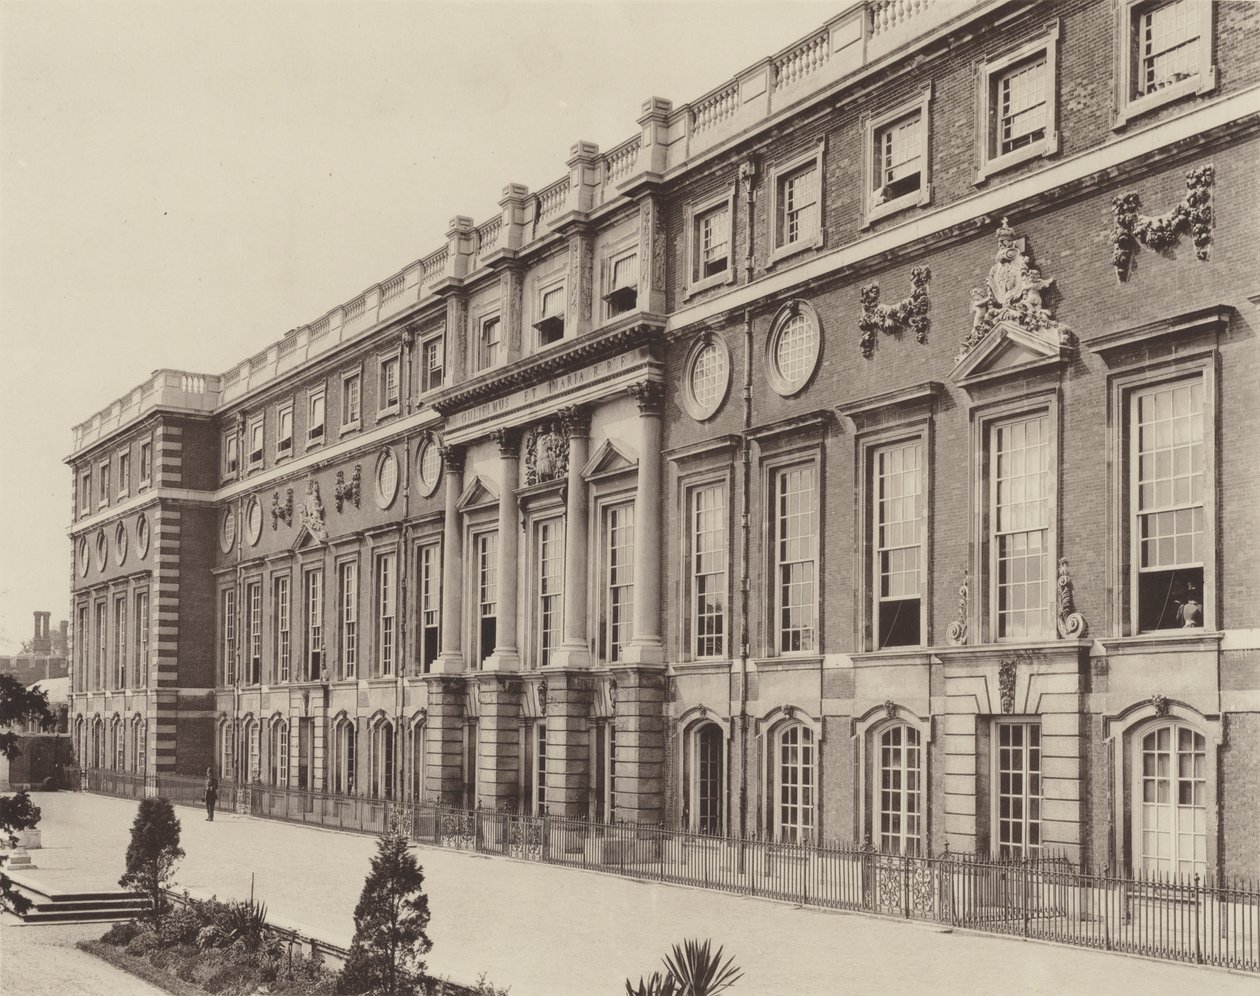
left=430, top=313, right=666, bottom=417
left=836, top=381, right=942, bottom=420
left=1088, top=304, right=1231, bottom=357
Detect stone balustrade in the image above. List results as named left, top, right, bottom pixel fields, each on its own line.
left=71, top=370, right=223, bottom=452
left=69, top=0, right=994, bottom=454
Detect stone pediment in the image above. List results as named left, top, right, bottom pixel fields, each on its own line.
left=290, top=524, right=324, bottom=550
left=456, top=475, right=498, bottom=512
left=950, top=319, right=1074, bottom=386
left=581, top=439, right=638, bottom=480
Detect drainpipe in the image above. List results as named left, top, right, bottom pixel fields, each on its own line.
left=737, top=157, right=758, bottom=839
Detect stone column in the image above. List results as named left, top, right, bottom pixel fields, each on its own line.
left=621, top=382, right=665, bottom=664
left=434, top=445, right=465, bottom=673
left=542, top=671, right=593, bottom=818
left=608, top=666, right=667, bottom=825
left=485, top=428, right=521, bottom=672
left=423, top=677, right=466, bottom=805
left=550, top=406, right=591, bottom=669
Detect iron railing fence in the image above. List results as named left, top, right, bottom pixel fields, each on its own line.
left=74, top=769, right=1260, bottom=974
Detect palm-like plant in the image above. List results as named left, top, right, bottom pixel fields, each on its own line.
left=625, top=938, right=743, bottom=996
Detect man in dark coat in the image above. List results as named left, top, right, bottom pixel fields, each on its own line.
left=204, top=767, right=218, bottom=821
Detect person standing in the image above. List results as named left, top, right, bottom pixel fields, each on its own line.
left=204, top=767, right=218, bottom=821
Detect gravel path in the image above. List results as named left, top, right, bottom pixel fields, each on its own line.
left=0, top=920, right=168, bottom=996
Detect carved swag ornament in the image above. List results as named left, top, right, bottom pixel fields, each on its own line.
left=858, top=266, right=932, bottom=358
left=957, top=219, right=1074, bottom=362
left=1110, top=165, right=1213, bottom=282
left=271, top=487, right=293, bottom=530
left=334, top=464, right=362, bottom=513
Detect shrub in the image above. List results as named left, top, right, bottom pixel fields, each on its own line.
left=101, top=920, right=143, bottom=946
left=119, top=797, right=185, bottom=926
left=625, top=939, right=742, bottom=996
left=161, top=904, right=206, bottom=947
left=125, top=929, right=162, bottom=957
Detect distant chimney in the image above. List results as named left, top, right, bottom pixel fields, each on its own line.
left=31, top=611, right=52, bottom=655
left=59, top=619, right=69, bottom=651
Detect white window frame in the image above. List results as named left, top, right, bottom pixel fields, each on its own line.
left=768, top=139, right=825, bottom=265
left=992, top=719, right=1042, bottom=859
left=138, top=438, right=153, bottom=489
left=305, top=566, right=324, bottom=681
left=602, top=242, right=640, bottom=320
left=221, top=587, right=237, bottom=687
left=877, top=722, right=924, bottom=855
left=534, top=278, right=567, bottom=349
left=133, top=716, right=146, bottom=774
left=975, top=24, right=1061, bottom=183
left=247, top=413, right=265, bottom=469
left=221, top=431, right=239, bottom=481
left=598, top=498, right=635, bottom=664
left=472, top=529, right=498, bottom=669
left=371, top=720, right=395, bottom=800
left=419, top=334, right=444, bottom=395
left=1133, top=720, right=1208, bottom=878
left=681, top=332, right=732, bottom=423
left=134, top=589, right=149, bottom=688
left=98, top=459, right=111, bottom=507
left=333, top=718, right=356, bottom=795
left=684, top=187, right=737, bottom=298
left=220, top=718, right=234, bottom=779
left=1113, top=0, right=1215, bottom=129
left=532, top=516, right=565, bottom=669
left=271, top=719, right=289, bottom=787
left=868, top=433, right=928, bottom=651
left=341, top=368, right=362, bottom=433
left=244, top=578, right=262, bottom=685
left=773, top=721, right=815, bottom=843
left=767, top=458, right=820, bottom=657
left=378, top=350, right=401, bottom=416
left=376, top=549, right=398, bottom=677
left=80, top=471, right=92, bottom=516
left=862, top=86, right=932, bottom=226
left=478, top=312, right=502, bottom=372
left=117, top=447, right=131, bottom=499
left=338, top=559, right=358, bottom=680
left=306, top=385, right=327, bottom=448
left=532, top=720, right=548, bottom=815
left=764, top=300, right=822, bottom=398
left=1118, top=361, right=1215, bottom=635
left=417, top=539, right=441, bottom=674
left=113, top=594, right=127, bottom=689
left=684, top=478, right=729, bottom=661
left=275, top=399, right=294, bottom=459
left=690, top=720, right=726, bottom=835
left=273, top=573, right=291, bottom=683
left=245, top=718, right=260, bottom=782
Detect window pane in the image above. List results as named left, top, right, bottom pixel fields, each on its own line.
left=993, top=414, right=1052, bottom=639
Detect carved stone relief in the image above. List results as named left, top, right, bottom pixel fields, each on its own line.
left=524, top=421, right=569, bottom=485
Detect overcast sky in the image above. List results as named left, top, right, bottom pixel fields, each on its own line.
left=0, top=0, right=841, bottom=652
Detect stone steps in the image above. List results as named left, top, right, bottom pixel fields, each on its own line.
left=7, top=874, right=151, bottom=925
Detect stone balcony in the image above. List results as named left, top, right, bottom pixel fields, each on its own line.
left=70, top=370, right=222, bottom=454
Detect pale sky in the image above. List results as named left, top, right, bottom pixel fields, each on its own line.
left=0, top=0, right=841, bottom=651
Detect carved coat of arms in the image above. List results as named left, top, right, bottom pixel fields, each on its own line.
left=957, top=219, right=1073, bottom=361
left=525, top=422, right=568, bottom=486
left=299, top=480, right=327, bottom=542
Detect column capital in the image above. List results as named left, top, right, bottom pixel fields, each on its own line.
left=489, top=426, right=523, bottom=458
left=557, top=404, right=592, bottom=439
left=438, top=443, right=466, bottom=473
left=627, top=381, right=665, bottom=416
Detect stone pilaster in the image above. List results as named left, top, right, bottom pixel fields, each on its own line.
left=636, top=195, right=668, bottom=314
left=566, top=230, right=595, bottom=337
left=499, top=264, right=525, bottom=364
left=423, top=676, right=466, bottom=805
left=608, top=665, right=667, bottom=824
left=485, top=429, right=522, bottom=672
left=541, top=670, right=593, bottom=818
left=550, top=405, right=592, bottom=669
left=621, top=383, right=665, bottom=664
left=443, top=292, right=469, bottom=386
left=476, top=674, right=523, bottom=811
left=434, top=446, right=465, bottom=674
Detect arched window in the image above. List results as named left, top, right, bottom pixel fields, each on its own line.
left=1137, top=722, right=1207, bottom=878
left=774, top=723, right=815, bottom=842
left=690, top=723, right=725, bottom=835
left=219, top=719, right=235, bottom=779
left=878, top=724, right=922, bottom=855
left=112, top=717, right=125, bottom=771
left=92, top=717, right=104, bottom=769
left=74, top=717, right=86, bottom=769
left=410, top=722, right=425, bottom=802
left=243, top=718, right=260, bottom=782
left=371, top=721, right=394, bottom=800
left=132, top=716, right=146, bottom=774
left=270, top=719, right=289, bottom=787
left=333, top=719, right=356, bottom=795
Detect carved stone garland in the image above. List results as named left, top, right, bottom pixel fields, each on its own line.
left=858, top=265, right=931, bottom=358
left=946, top=569, right=969, bottom=646
left=1151, top=693, right=1169, bottom=718
left=271, top=487, right=293, bottom=530
left=524, top=421, right=568, bottom=486
left=1056, top=557, right=1088, bottom=639
left=957, top=219, right=1074, bottom=362
left=334, top=464, right=362, bottom=513
left=1110, top=165, right=1213, bottom=282
left=997, top=659, right=1017, bottom=714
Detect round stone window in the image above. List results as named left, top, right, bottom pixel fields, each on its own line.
left=376, top=448, right=399, bottom=508
left=415, top=438, right=442, bottom=498
left=95, top=530, right=108, bottom=571
left=682, top=334, right=731, bottom=422
left=114, top=521, right=128, bottom=566
left=765, top=301, right=821, bottom=397
left=244, top=496, right=263, bottom=546
left=220, top=508, right=237, bottom=553
left=78, top=537, right=90, bottom=577
left=136, top=513, right=150, bottom=559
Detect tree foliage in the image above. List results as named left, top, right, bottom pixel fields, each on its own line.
left=0, top=672, right=53, bottom=916
left=119, top=797, right=185, bottom=924
left=338, top=828, right=432, bottom=995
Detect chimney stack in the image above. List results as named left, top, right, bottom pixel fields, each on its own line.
left=31, top=611, right=52, bottom=655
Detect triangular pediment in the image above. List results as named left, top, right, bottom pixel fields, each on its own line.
left=456, top=475, right=499, bottom=512
left=291, top=523, right=324, bottom=550
left=581, top=439, right=638, bottom=480
left=950, top=320, right=1072, bottom=386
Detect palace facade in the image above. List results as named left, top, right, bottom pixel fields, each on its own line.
left=68, top=0, right=1260, bottom=878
